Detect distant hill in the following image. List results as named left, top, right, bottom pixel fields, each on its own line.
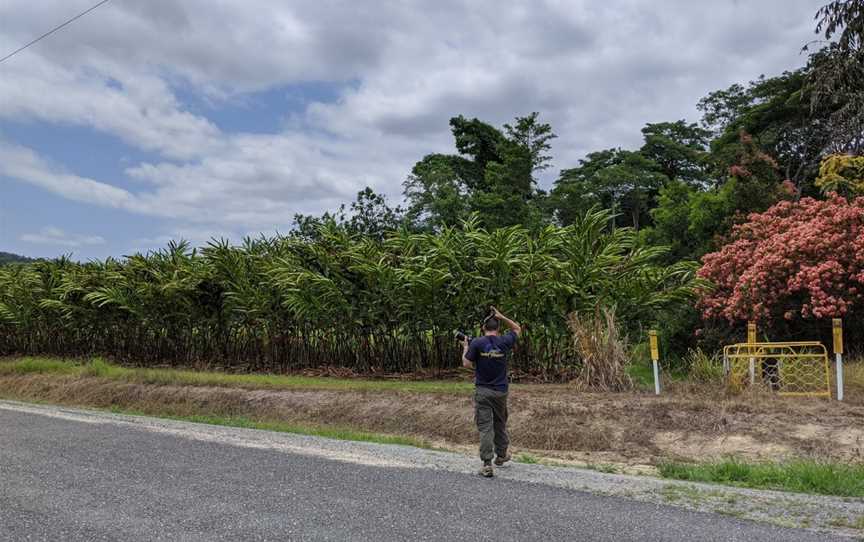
left=0, top=252, right=36, bottom=265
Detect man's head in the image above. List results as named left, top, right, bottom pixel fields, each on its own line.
left=483, top=316, right=500, bottom=335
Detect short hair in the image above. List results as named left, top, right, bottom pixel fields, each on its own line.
left=483, top=316, right=500, bottom=332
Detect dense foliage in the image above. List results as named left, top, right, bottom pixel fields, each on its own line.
left=815, top=154, right=864, bottom=195
left=5, top=1, right=863, bottom=366
left=0, top=211, right=697, bottom=376
left=698, top=194, right=864, bottom=337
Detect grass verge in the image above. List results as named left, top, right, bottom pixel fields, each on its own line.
left=0, top=392, right=434, bottom=450
left=658, top=459, right=864, bottom=498
left=0, top=357, right=473, bottom=395
left=515, top=453, right=538, bottom=464
left=110, top=409, right=434, bottom=448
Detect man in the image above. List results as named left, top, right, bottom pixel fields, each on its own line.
left=462, top=306, right=522, bottom=478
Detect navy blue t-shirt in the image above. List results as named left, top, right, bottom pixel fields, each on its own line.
left=465, top=331, right=518, bottom=392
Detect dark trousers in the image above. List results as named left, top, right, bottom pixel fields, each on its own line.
left=474, top=386, right=509, bottom=462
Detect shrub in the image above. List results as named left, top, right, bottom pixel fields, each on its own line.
left=698, top=194, right=864, bottom=329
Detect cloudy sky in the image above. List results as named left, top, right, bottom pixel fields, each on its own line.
left=0, top=0, right=824, bottom=259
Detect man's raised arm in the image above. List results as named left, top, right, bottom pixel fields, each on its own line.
left=491, top=306, right=521, bottom=336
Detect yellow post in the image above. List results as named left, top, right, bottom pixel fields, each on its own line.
left=834, top=318, right=844, bottom=401
left=649, top=330, right=660, bottom=395
left=747, top=321, right=757, bottom=385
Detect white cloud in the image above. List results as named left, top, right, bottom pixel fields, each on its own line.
left=20, top=226, right=105, bottom=247
left=0, top=142, right=139, bottom=210
left=0, top=0, right=826, bottom=250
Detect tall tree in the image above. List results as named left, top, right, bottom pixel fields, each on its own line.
left=646, top=131, right=791, bottom=262
left=403, top=154, right=470, bottom=228
left=698, top=71, right=831, bottom=193
left=449, top=115, right=505, bottom=191
left=474, top=113, right=556, bottom=229
left=404, top=113, right=555, bottom=230
left=639, top=120, right=711, bottom=184
left=552, top=149, right=667, bottom=230
left=806, top=0, right=864, bottom=155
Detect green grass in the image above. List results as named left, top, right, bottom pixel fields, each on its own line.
left=515, top=453, right=538, bottom=464
left=0, top=357, right=474, bottom=395
left=3, top=357, right=81, bottom=375
left=658, top=459, right=864, bottom=498
left=625, top=362, right=655, bottom=389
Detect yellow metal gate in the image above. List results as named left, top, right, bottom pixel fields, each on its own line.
left=722, top=342, right=832, bottom=398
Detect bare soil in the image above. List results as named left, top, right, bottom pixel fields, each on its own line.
left=1, top=373, right=862, bottom=469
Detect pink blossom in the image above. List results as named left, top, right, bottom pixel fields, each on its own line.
left=698, top=194, right=864, bottom=323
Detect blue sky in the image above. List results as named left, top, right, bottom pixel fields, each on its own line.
left=0, top=0, right=825, bottom=260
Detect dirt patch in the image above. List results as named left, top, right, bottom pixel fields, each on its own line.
left=1, top=373, right=862, bottom=467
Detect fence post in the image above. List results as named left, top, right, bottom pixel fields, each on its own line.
left=747, top=321, right=757, bottom=386
left=834, top=318, right=844, bottom=402
left=649, top=329, right=660, bottom=395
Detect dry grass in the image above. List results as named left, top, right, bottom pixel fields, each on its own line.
left=568, top=308, right=632, bottom=391
left=846, top=360, right=864, bottom=389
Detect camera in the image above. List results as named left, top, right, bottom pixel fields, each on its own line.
left=454, top=330, right=472, bottom=342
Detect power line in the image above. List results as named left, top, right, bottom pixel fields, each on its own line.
left=0, top=0, right=112, bottom=65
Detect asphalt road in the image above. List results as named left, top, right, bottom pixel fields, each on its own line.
left=0, top=405, right=846, bottom=542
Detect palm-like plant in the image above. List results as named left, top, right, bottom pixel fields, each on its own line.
left=0, top=211, right=699, bottom=377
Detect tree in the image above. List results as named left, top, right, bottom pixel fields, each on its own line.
left=699, top=71, right=831, bottom=193
left=639, top=120, right=711, bottom=184
left=814, top=0, right=864, bottom=52
left=806, top=1, right=864, bottom=155
left=292, top=187, right=405, bottom=241
left=551, top=119, right=711, bottom=231
left=448, top=115, right=505, bottom=191
left=815, top=153, right=864, bottom=197
left=474, top=113, right=556, bottom=229
left=552, top=149, right=667, bottom=229
left=345, top=187, right=406, bottom=238
left=645, top=132, right=793, bottom=262
left=403, top=154, right=470, bottom=228
left=503, top=112, right=556, bottom=174
left=698, top=194, right=864, bottom=334
left=291, top=211, right=342, bottom=242
left=644, top=180, right=702, bottom=262
left=404, top=113, right=555, bottom=230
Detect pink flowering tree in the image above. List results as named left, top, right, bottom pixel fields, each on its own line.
left=698, top=194, right=864, bottom=332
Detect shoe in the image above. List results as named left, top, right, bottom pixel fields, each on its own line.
left=494, top=451, right=511, bottom=466
left=479, top=462, right=494, bottom=478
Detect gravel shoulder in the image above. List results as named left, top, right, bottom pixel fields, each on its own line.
left=0, top=399, right=861, bottom=539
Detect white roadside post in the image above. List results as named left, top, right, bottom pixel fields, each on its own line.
left=834, top=318, right=844, bottom=402
left=747, top=322, right=757, bottom=386
left=650, top=330, right=660, bottom=395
